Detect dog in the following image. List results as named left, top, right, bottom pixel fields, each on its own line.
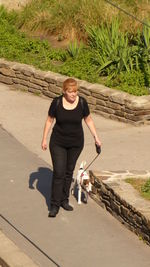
left=71, top=161, right=92, bottom=204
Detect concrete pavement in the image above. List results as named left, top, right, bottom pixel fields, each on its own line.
left=0, top=83, right=150, bottom=172
left=0, top=83, right=150, bottom=267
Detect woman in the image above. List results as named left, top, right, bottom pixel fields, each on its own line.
left=41, top=78, right=101, bottom=217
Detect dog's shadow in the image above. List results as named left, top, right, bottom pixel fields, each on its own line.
left=29, top=167, right=53, bottom=211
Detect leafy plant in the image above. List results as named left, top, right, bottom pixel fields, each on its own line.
left=67, top=40, right=84, bottom=58
left=130, top=26, right=150, bottom=88
left=86, top=18, right=140, bottom=78
left=143, top=21, right=150, bottom=49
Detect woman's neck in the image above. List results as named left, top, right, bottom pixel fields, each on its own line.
left=62, top=95, right=79, bottom=110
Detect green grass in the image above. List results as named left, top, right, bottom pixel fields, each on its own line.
left=0, top=9, right=99, bottom=83
left=0, top=4, right=149, bottom=96
left=126, top=178, right=150, bottom=201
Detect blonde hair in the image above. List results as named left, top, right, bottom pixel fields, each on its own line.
left=63, top=78, right=78, bottom=92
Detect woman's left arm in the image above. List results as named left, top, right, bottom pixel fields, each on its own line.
left=84, top=115, right=102, bottom=147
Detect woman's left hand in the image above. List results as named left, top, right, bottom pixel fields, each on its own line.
left=94, top=136, right=102, bottom=147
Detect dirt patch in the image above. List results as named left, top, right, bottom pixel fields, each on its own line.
left=30, top=31, right=70, bottom=49
left=0, top=0, right=70, bottom=49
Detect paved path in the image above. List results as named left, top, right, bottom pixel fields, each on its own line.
left=0, top=84, right=150, bottom=172
left=0, top=83, right=150, bottom=267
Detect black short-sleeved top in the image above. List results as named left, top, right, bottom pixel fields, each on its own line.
left=48, top=95, right=90, bottom=147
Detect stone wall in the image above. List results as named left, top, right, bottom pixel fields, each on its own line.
left=89, top=170, right=150, bottom=245
left=0, top=59, right=150, bottom=125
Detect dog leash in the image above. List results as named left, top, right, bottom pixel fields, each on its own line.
left=79, top=144, right=101, bottom=187
left=71, top=145, right=101, bottom=198
left=81, top=145, right=101, bottom=176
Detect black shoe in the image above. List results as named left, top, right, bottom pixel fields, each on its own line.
left=61, top=202, right=73, bottom=211
left=48, top=206, right=59, bottom=217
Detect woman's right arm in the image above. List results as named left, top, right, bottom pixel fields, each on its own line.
left=41, top=116, right=54, bottom=150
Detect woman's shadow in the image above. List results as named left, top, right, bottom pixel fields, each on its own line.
left=29, top=167, right=53, bottom=211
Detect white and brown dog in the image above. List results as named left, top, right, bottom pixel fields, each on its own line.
left=71, top=161, right=92, bottom=204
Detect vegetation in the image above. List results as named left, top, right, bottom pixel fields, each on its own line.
left=13, top=0, right=150, bottom=38
left=141, top=179, right=150, bottom=199
left=0, top=1, right=150, bottom=96
left=126, top=178, right=150, bottom=201
left=0, top=6, right=99, bottom=83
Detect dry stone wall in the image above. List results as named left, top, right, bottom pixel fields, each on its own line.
left=0, top=59, right=150, bottom=125
left=89, top=170, right=150, bottom=245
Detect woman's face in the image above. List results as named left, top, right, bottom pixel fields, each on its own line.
left=64, top=87, right=78, bottom=103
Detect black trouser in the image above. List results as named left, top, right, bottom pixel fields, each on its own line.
left=49, top=138, right=83, bottom=208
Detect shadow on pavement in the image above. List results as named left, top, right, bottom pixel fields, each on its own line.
left=0, top=257, right=10, bottom=267
left=29, top=167, right=53, bottom=211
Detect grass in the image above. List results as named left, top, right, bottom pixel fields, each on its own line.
left=0, top=6, right=102, bottom=84
left=126, top=178, right=150, bottom=201
left=0, top=3, right=150, bottom=96
left=14, top=0, right=150, bottom=40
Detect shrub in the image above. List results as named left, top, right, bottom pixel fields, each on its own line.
left=86, top=19, right=140, bottom=78
left=54, top=48, right=99, bottom=83
left=106, top=70, right=149, bottom=96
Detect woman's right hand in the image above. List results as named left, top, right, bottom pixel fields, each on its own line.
left=41, top=139, right=47, bottom=150
left=41, top=116, right=54, bottom=151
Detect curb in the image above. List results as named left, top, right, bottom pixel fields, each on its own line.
left=0, top=230, right=39, bottom=267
